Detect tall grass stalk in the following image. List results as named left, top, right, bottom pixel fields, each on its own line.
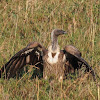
left=98, top=85, right=100, bottom=100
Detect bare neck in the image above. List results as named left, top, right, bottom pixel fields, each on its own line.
left=52, top=35, right=58, bottom=51
left=51, top=32, right=60, bottom=52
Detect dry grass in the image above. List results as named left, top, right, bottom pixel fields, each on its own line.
left=0, top=0, right=100, bottom=99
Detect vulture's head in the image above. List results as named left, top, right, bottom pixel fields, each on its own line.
left=51, top=29, right=67, bottom=38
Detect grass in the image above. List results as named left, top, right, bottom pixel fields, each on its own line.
left=0, top=0, right=100, bottom=99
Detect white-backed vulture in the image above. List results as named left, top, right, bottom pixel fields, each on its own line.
left=0, top=29, right=96, bottom=81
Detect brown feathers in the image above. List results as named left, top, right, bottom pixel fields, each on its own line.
left=52, top=53, right=56, bottom=58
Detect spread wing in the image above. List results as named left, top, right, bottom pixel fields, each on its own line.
left=0, top=42, right=45, bottom=79
left=64, top=45, right=96, bottom=81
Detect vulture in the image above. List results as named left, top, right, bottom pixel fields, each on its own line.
left=0, top=29, right=96, bottom=81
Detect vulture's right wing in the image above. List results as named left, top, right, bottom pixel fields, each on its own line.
left=0, top=42, right=45, bottom=79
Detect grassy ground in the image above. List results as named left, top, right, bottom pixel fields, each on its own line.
left=0, top=0, right=100, bottom=100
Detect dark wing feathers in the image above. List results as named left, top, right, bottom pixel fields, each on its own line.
left=0, top=42, right=43, bottom=79
left=64, top=45, right=96, bottom=81
left=10, top=42, right=42, bottom=59
left=0, top=42, right=97, bottom=80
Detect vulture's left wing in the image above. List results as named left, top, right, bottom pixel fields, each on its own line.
left=64, top=45, right=96, bottom=81
left=0, top=42, right=44, bottom=79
